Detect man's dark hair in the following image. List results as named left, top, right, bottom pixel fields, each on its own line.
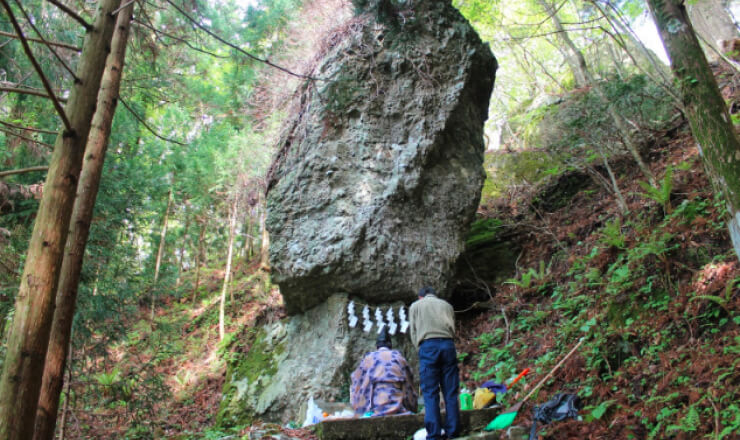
left=418, top=286, right=436, bottom=297
left=377, top=325, right=392, bottom=349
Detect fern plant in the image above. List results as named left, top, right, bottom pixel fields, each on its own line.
left=505, top=260, right=549, bottom=289
left=666, top=405, right=700, bottom=434
left=600, top=217, right=626, bottom=249
left=639, top=166, right=673, bottom=214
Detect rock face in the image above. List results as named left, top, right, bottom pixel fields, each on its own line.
left=266, top=0, right=497, bottom=314
left=217, top=294, right=417, bottom=426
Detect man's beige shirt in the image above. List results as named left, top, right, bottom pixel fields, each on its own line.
left=409, top=294, right=455, bottom=348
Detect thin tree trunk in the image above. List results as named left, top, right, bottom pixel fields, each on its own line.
left=151, top=187, right=173, bottom=322
left=589, top=0, right=678, bottom=101
left=191, top=218, right=208, bottom=303
left=646, top=0, right=740, bottom=259
left=540, top=0, right=658, bottom=187
left=33, top=7, right=133, bottom=440
left=598, top=147, right=629, bottom=214
left=243, top=208, right=254, bottom=259
left=219, top=198, right=238, bottom=341
left=176, top=206, right=190, bottom=288
left=0, top=1, right=121, bottom=437
left=538, top=0, right=590, bottom=87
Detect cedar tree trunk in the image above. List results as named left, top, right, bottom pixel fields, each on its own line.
left=33, top=5, right=133, bottom=440
left=151, top=187, right=173, bottom=322
left=219, top=198, right=238, bottom=340
left=0, top=0, right=121, bottom=437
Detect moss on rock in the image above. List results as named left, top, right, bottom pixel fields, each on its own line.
left=216, top=324, right=287, bottom=427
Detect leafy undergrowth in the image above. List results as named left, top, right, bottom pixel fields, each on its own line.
left=63, top=259, right=318, bottom=439
left=456, top=131, right=740, bottom=439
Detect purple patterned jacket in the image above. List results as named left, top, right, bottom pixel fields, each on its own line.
left=350, top=347, right=418, bottom=416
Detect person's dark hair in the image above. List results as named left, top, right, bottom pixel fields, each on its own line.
left=376, top=324, right=392, bottom=349
left=418, top=286, right=436, bottom=297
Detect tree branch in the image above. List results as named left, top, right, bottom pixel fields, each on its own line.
left=0, top=119, right=57, bottom=135
left=119, top=98, right=188, bottom=146
left=112, top=0, right=135, bottom=15
left=501, top=26, right=603, bottom=41
left=0, top=84, right=68, bottom=102
left=132, top=19, right=228, bottom=58
left=0, top=30, right=81, bottom=52
left=0, top=166, right=49, bottom=178
left=163, top=0, right=322, bottom=81
left=45, top=0, right=93, bottom=31
left=13, top=0, right=80, bottom=82
left=0, top=126, right=54, bottom=149
left=0, top=0, right=72, bottom=131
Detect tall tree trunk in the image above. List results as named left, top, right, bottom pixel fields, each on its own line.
left=242, top=208, right=254, bottom=259
left=647, top=0, right=740, bottom=259
left=32, top=6, right=133, bottom=440
left=176, top=206, right=190, bottom=289
left=219, top=198, right=238, bottom=341
left=537, top=0, right=590, bottom=88
left=0, top=1, right=121, bottom=437
left=151, top=187, right=173, bottom=322
left=191, top=217, right=208, bottom=303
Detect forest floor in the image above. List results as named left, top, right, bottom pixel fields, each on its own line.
left=67, top=68, right=739, bottom=439
left=455, top=128, right=740, bottom=439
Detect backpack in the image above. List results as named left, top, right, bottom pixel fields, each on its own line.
left=528, top=393, right=582, bottom=439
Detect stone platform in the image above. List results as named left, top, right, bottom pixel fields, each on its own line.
left=316, top=407, right=501, bottom=440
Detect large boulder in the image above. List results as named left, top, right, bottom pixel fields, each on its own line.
left=266, top=0, right=497, bottom=314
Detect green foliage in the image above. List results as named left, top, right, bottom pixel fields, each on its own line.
left=666, top=405, right=701, bottom=434
left=638, top=166, right=673, bottom=214
left=599, top=217, right=626, bottom=249
left=95, top=368, right=123, bottom=388
left=534, top=75, right=675, bottom=162
left=585, top=399, right=616, bottom=422
left=481, top=149, right=565, bottom=201
left=689, top=276, right=737, bottom=311
left=466, top=217, right=504, bottom=248
left=505, top=260, right=549, bottom=289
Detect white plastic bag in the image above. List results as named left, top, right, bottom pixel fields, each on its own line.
left=302, top=396, right=324, bottom=427
left=413, top=428, right=427, bottom=440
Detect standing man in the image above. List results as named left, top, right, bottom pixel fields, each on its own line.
left=409, top=286, right=460, bottom=440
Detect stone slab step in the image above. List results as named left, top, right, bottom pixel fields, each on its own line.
left=316, top=408, right=500, bottom=440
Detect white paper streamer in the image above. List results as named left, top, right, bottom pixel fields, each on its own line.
left=362, top=305, right=372, bottom=333
left=386, top=307, right=396, bottom=335
left=399, top=306, right=409, bottom=334
left=375, top=307, right=384, bottom=333
left=347, top=301, right=357, bottom=328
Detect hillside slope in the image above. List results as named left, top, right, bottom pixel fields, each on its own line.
left=455, top=125, right=739, bottom=438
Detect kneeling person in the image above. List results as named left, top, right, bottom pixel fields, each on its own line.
left=350, top=325, right=418, bottom=416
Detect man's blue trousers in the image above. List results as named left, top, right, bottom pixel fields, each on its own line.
left=418, top=338, right=460, bottom=439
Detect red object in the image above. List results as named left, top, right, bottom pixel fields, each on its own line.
left=507, top=368, right=530, bottom=389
